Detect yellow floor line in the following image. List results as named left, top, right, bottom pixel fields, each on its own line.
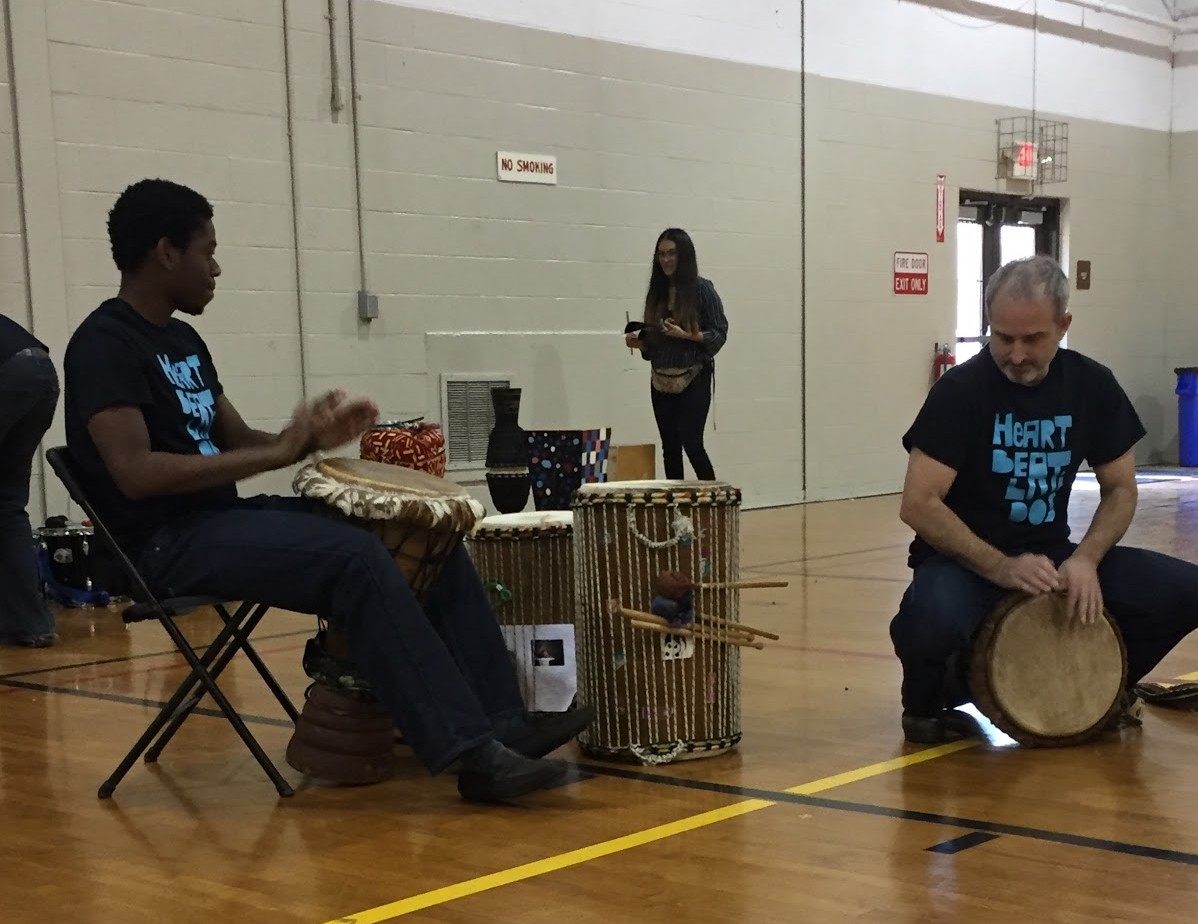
left=785, top=739, right=975, bottom=795
left=322, top=799, right=773, bottom=924
left=321, top=740, right=976, bottom=924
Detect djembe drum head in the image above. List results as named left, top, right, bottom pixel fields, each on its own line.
left=969, top=592, right=1127, bottom=746
left=473, top=511, right=574, bottom=534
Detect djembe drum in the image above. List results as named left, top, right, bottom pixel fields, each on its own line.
left=466, top=511, right=575, bottom=712
left=293, top=456, right=483, bottom=598
left=572, top=480, right=745, bottom=763
left=285, top=456, right=485, bottom=784
left=360, top=420, right=446, bottom=477
left=969, top=591, right=1127, bottom=746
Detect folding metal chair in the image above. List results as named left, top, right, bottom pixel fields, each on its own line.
left=44, top=446, right=300, bottom=798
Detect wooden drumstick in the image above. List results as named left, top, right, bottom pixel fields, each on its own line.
left=614, top=603, right=745, bottom=636
left=696, top=613, right=781, bottom=641
left=627, top=617, right=764, bottom=651
left=609, top=599, right=766, bottom=643
left=697, top=579, right=789, bottom=591
left=613, top=604, right=764, bottom=650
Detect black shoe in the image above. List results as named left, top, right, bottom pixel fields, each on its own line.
left=902, top=709, right=983, bottom=744
left=498, top=706, right=596, bottom=759
left=1133, top=679, right=1198, bottom=710
left=456, top=741, right=569, bottom=803
left=0, top=632, right=55, bottom=648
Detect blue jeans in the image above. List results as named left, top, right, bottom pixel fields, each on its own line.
left=137, top=495, right=525, bottom=774
left=889, top=543, right=1198, bottom=716
left=0, top=348, right=59, bottom=642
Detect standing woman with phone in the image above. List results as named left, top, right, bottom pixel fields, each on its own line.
left=624, top=228, right=728, bottom=480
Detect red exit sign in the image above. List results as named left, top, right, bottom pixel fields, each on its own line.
left=894, top=251, right=929, bottom=295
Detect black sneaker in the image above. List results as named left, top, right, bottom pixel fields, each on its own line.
left=456, top=741, right=569, bottom=803
left=0, top=632, right=55, bottom=648
left=901, top=709, right=984, bottom=744
left=498, top=705, right=596, bottom=759
left=1133, top=680, right=1198, bottom=710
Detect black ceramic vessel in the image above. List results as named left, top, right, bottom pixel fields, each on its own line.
left=485, top=387, right=530, bottom=512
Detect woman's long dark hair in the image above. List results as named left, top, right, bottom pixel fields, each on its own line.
left=643, top=228, right=700, bottom=330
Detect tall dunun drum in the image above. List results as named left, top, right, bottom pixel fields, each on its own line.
left=467, top=511, right=575, bottom=712
left=572, top=480, right=743, bottom=763
left=969, top=591, right=1127, bottom=746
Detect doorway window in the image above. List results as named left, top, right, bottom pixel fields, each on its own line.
left=955, top=191, right=1062, bottom=362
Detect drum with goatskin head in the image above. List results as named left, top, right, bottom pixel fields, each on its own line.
left=293, top=456, right=484, bottom=600
left=969, top=591, right=1127, bottom=747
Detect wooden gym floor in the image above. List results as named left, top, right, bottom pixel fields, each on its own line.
left=4, top=474, right=1198, bottom=923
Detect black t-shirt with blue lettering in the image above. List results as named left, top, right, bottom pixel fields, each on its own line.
left=64, top=298, right=236, bottom=556
left=902, top=345, right=1146, bottom=569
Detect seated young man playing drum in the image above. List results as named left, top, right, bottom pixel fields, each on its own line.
left=891, top=254, right=1198, bottom=744
left=62, top=178, right=592, bottom=802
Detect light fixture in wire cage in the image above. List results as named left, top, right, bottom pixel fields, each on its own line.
left=995, top=115, right=1068, bottom=186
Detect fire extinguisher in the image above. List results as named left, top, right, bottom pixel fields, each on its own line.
left=933, top=343, right=956, bottom=381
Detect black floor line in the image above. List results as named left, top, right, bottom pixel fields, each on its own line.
left=926, top=831, right=1000, bottom=854
left=573, top=762, right=1198, bottom=867
left=0, top=627, right=313, bottom=681
left=0, top=676, right=294, bottom=728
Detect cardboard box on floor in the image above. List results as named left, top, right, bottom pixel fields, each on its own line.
left=608, top=444, right=655, bottom=482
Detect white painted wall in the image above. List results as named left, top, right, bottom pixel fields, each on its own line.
left=381, top=0, right=1176, bottom=129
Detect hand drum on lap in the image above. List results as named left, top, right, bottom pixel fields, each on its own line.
left=969, top=592, right=1128, bottom=746
left=293, top=456, right=485, bottom=600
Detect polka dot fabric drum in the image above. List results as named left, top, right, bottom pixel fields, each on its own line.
left=526, top=428, right=610, bottom=510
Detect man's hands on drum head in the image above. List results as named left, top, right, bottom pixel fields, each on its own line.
left=996, top=552, right=1062, bottom=597
left=1057, top=555, right=1104, bottom=626
left=995, top=552, right=1103, bottom=625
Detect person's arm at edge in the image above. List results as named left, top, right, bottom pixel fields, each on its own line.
left=86, top=401, right=309, bottom=501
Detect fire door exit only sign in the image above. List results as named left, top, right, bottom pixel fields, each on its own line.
left=894, top=251, right=929, bottom=295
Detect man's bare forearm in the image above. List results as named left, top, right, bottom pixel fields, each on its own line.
left=901, top=496, right=1008, bottom=583
left=115, top=444, right=289, bottom=500
left=1072, top=484, right=1135, bottom=565
left=238, top=428, right=283, bottom=448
